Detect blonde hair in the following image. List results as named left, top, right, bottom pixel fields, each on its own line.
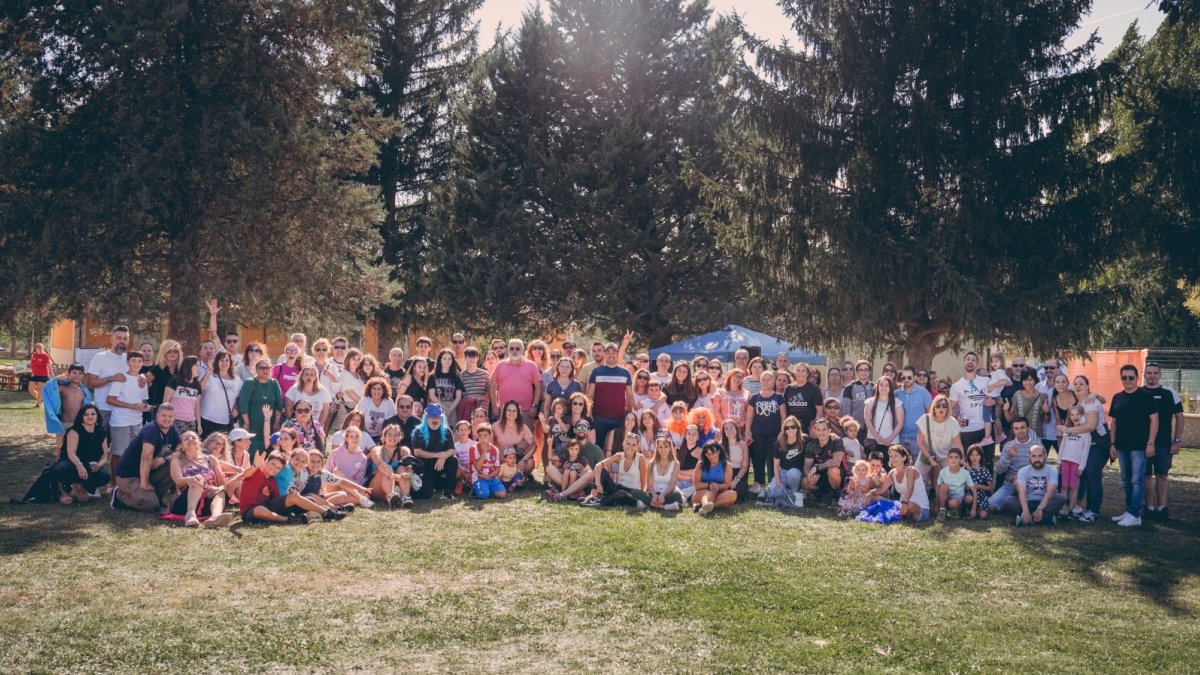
left=155, top=339, right=183, bottom=369
left=852, top=459, right=869, bottom=477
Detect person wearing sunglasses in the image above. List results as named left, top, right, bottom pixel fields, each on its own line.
left=1106, top=364, right=1159, bottom=527
left=237, top=358, right=284, bottom=461
left=894, top=365, right=933, bottom=466
left=489, top=339, right=543, bottom=428
left=450, top=332, right=468, bottom=370
left=916, top=394, right=963, bottom=483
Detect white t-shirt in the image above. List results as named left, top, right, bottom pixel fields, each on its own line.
left=200, top=375, right=242, bottom=424
left=916, top=414, right=962, bottom=461
left=107, top=376, right=148, bottom=428
left=869, top=399, right=897, bottom=440
left=354, top=397, right=397, bottom=438
left=286, top=386, right=334, bottom=423
left=338, top=370, right=364, bottom=402
left=317, top=362, right=342, bottom=394
left=949, top=374, right=991, bottom=433
left=86, top=350, right=129, bottom=412
left=986, top=369, right=1010, bottom=395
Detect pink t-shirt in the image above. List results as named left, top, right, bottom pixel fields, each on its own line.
left=492, top=360, right=541, bottom=410
left=272, top=363, right=301, bottom=398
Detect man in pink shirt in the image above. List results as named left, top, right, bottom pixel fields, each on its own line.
left=489, top=338, right=544, bottom=426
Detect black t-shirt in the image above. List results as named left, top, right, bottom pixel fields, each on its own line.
left=383, top=366, right=407, bottom=391
left=1109, top=388, right=1156, bottom=450
left=429, top=373, right=464, bottom=405
left=749, top=393, right=785, bottom=437
left=382, top=414, right=420, bottom=442
left=147, top=364, right=178, bottom=406
left=409, top=425, right=453, bottom=455
left=59, top=427, right=106, bottom=464
left=777, top=443, right=805, bottom=472
left=803, top=436, right=845, bottom=466
left=677, top=444, right=701, bottom=471
left=1143, top=385, right=1183, bottom=447
left=404, top=377, right=430, bottom=405
left=783, top=383, right=823, bottom=429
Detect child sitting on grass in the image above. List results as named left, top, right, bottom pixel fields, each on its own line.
left=837, top=459, right=872, bottom=516
left=239, top=452, right=346, bottom=525
left=935, top=447, right=976, bottom=521
left=470, top=424, right=507, bottom=500
left=498, top=448, right=525, bottom=492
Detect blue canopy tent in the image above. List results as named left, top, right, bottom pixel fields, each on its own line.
left=649, top=325, right=826, bottom=365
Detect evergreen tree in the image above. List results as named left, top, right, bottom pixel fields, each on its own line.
left=0, top=0, right=392, bottom=345
left=702, top=1, right=1113, bottom=367
left=434, top=0, right=740, bottom=345
left=353, top=0, right=482, bottom=343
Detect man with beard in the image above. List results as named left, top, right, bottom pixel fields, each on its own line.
left=994, top=444, right=1066, bottom=526
left=949, top=352, right=992, bottom=458
left=545, top=419, right=606, bottom=501
left=87, top=325, right=134, bottom=432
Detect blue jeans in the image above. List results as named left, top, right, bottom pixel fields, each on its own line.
left=780, top=468, right=804, bottom=491
left=1116, top=448, right=1147, bottom=517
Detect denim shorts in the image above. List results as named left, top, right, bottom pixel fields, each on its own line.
left=1147, top=447, right=1174, bottom=476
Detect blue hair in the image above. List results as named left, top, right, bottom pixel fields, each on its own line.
left=412, top=414, right=450, bottom=447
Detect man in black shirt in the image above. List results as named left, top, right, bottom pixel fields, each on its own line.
left=1107, top=364, right=1158, bottom=527
left=1142, top=363, right=1185, bottom=518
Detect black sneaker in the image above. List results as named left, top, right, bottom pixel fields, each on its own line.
left=1158, top=507, right=1171, bottom=520
left=388, top=493, right=403, bottom=509
left=441, top=492, right=456, bottom=501
left=322, top=509, right=345, bottom=522
left=287, top=513, right=309, bottom=525
left=401, top=495, right=414, bottom=508
left=338, top=504, right=356, bottom=514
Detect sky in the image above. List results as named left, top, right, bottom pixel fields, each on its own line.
left=475, top=0, right=1165, bottom=58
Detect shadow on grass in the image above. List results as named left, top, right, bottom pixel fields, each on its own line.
left=1000, top=466, right=1200, bottom=616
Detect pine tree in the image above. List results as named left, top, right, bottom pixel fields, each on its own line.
left=354, top=0, right=483, bottom=343
left=434, top=0, right=741, bottom=345
left=0, top=0, right=393, bottom=345
left=702, top=0, right=1113, bottom=367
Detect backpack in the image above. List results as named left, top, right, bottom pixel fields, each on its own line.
left=10, top=465, right=61, bottom=504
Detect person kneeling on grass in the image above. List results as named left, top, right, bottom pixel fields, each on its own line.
left=865, top=444, right=930, bottom=523
left=692, top=441, right=737, bottom=515
left=239, top=452, right=345, bottom=525
left=934, top=447, right=977, bottom=522
left=992, top=444, right=1066, bottom=527
left=167, top=431, right=234, bottom=528
left=585, top=433, right=652, bottom=508
left=470, top=424, right=507, bottom=500
left=113, top=404, right=182, bottom=513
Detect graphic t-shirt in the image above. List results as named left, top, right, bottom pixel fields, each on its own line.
left=783, top=383, right=822, bottom=430
left=748, top=392, right=785, bottom=437
left=166, top=376, right=202, bottom=422
left=949, top=374, right=991, bottom=433
left=776, top=443, right=805, bottom=472
left=1016, top=464, right=1058, bottom=502
left=429, top=373, right=464, bottom=405
left=354, top=397, right=397, bottom=439
left=589, top=365, right=633, bottom=418
left=469, top=442, right=502, bottom=482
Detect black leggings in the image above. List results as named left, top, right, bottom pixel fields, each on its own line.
left=599, top=471, right=652, bottom=507
left=750, top=433, right=775, bottom=486
left=1080, top=438, right=1110, bottom=513
left=52, top=460, right=109, bottom=493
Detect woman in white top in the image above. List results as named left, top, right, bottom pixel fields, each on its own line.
left=286, top=365, right=334, bottom=431
left=694, top=370, right=716, bottom=410
left=587, top=433, right=651, bottom=507
left=915, top=394, right=962, bottom=483
left=867, top=444, right=930, bottom=522
left=199, top=351, right=241, bottom=435
left=354, top=376, right=397, bottom=442
left=646, top=436, right=684, bottom=511
left=864, top=375, right=904, bottom=449
left=822, top=366, right=844, bottom=405
left=337, top=349, right=366, bottom=408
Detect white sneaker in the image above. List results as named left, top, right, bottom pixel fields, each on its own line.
left=749, top=483, right=762, bottom=495
left=1116, top=514, right=1142, bottom=527
left=791, top=491, right=806, bottom=507
left=636, top=500, right=648, bottom=509
left=1111, top=511, right=1132, bottom=522
left=699, top=502, right=715, bottom=515
left=359, top=495, right=375, bottom=508
left=184, top=512, right=200, bottom=528
left=664, top=502, right=680, bottom=512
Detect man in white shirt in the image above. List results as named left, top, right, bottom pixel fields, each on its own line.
left=949, top=351, right=992, bottom=464
left=87, top=325, right=134, bottom=432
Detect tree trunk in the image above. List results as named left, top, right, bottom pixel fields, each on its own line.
left=167, top=303, right=203, bottom=354
left=903, top=334, right=941, bottom=372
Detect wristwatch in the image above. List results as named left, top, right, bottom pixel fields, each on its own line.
left=1173, top=438, right=1182, bottom=444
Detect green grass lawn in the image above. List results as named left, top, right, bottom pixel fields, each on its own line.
left=1, top=390, right=1198, bottom=673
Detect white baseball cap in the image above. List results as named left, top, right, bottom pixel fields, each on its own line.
left=228, top=428, right=256, bottom=442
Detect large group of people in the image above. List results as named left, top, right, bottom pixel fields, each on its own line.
left=33, top=302, right=1185, bottom=529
